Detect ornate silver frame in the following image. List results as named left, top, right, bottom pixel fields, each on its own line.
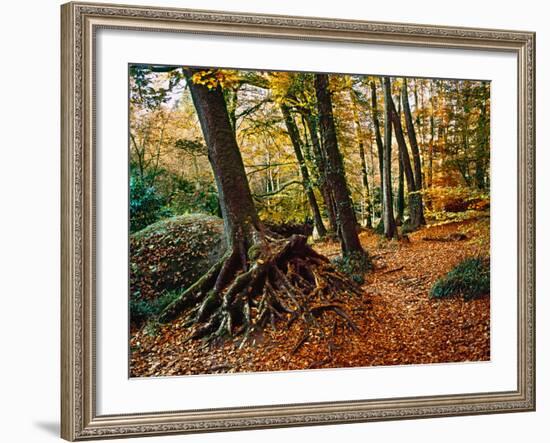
left=61, top=2, right=536, bottom=440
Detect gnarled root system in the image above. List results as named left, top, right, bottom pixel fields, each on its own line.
left=159, top=234, right=364, bottom=347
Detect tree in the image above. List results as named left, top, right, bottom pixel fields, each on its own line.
left=388, top=90, right=422, bottom=229
left=382, top=77, right=397, bottom=239
left=396, top=139, right=405, bottom=224
left=280, top=104, right=327, bottom=237
left=427, top=80, right=436, bottom=190
left=303, top=111, right=338, bottom=232
left=402, top=79, right=426, bottom=225
left=350, top=88, right=373, bottom=228
left=160, top=69, right=362, bottom=342
left=473, top=82, right=490, bottom=189
left=314, top=73, right=365, bottom=257
left=370, top=80, right=385, bottom=199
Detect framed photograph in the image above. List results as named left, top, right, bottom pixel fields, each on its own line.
left=61, top=1, right=536, bottom=440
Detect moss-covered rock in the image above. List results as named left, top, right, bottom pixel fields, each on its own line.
left=130, top=214, right=226, bottom=303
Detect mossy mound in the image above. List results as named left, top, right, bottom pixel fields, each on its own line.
left=130, top=214, right=227, bottom=304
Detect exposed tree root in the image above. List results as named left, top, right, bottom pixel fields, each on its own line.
left=159, top=234, right=365, bottom=346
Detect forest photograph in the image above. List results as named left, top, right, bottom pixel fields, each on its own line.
left=128, top=65, right=491, bottom=377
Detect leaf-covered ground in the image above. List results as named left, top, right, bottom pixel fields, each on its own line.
left=130, top=217, right=490, bottom=377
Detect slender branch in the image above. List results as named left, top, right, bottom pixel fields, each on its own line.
left=253, top=180, right=303, bottom=198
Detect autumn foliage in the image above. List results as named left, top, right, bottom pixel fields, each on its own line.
left=128, top=65, right=491, bottom=376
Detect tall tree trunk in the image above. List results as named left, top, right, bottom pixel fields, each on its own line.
left=281, top=104, right=327, bottom=237
left=428, top=81, right=435, bottom=189
left=304, top=111, right=338, bottom=232
left=425, top=82, right=435, bottom=210
left=350, top=90, right=373, bottom=228
left=358, top=137, right=373, bottom=229
left=300, top=114, right=314, bottom=164
left=396, top=143, right=405, bottom=224
left=188, top=71, right=260, bottom=254
left=475, top=83, right=490, bottom=190
left=395, top=96, right=404, bottom=225
left=370, top=80, right=385, bottom=197
left=182, top=69, right=268, bottom=305
left=401, top=79, right=426, bottom=225
left=382, top=77, right=397, bottom=239
left=388, top=93, right=422, bottom=229
left=315, top=73, right=365, bottom=256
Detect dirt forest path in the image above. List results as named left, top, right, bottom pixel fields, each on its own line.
left=130, top=217, right=490, bottom=377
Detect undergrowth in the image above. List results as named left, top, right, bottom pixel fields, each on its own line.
left=430, top=257, right=490, bottom=300
left=130, top=290, right=181, bottom=326
left=333, top=251, right=372, bottom=284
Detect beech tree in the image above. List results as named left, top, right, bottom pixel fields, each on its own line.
left=388, top=89, right=423, bottom=230
left=314, top=73, right=365, bottom=257
left=350, top=88, right=373, bottom=228
left=303, top=111, right=338, bottom=232
left=474, top=82, right=490, bottom=189
left=160, top=68, right=362, bottom=342
left=402, top=79, right=426, bottom=225
left=382, top=77, right=397, bottom=239
left=280, top=104, right=327, bottom=237
left=396, top=137, right=405, bottom=224
left=370, top=80, right=385, bottom=198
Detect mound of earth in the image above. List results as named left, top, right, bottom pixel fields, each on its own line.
left=130, top=214, right=226, bottom=302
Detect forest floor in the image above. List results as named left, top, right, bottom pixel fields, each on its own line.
left=130, top=216, right=490, bottom=377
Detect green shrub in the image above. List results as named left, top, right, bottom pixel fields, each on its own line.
left=130, top=290, right=181, bottom=325
left=333, top=251, right=372, bottom=284
left=130, top=174, right=171, bottom=233
left=430, top=257, right=490, bottom=300
left=167, top=176, right=220, bottom=217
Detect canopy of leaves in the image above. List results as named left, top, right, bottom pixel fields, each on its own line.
left=129, top=66, right=490, bottom=232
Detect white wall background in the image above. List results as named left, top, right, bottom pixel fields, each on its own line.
left=0, top=0, right=546, bottom=442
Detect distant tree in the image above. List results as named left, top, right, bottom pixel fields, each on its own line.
left=350, top=88, right=373, bottom=228
left=280, top=104, right=327, bottom=237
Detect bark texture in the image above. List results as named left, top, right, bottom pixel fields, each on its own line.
left=402, top=79, right=426, bottom=225
left=315, top=73, right=365, bottom=256
left=370, top=80, right=385, bottom=195
left=382, top=77, right=397, bottom=239
left=388, top=92, right=423, bottom=230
